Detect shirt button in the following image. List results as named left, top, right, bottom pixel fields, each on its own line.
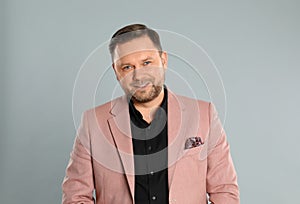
left=152, top=195, right=156, bottom=200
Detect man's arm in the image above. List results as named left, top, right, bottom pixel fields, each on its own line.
left=206, top=103, right=240, bottom=204
left=62, top=112, right=95, bottom=204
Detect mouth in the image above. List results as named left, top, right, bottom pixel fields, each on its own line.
left=131, top=81, right=151, bottom=89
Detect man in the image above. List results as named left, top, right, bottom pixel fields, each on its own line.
left=62, top=24, right=240, bottom=204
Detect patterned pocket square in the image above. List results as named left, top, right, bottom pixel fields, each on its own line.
left=185, top=137, right=204, bottom=149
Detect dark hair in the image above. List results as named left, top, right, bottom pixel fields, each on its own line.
left=109, top=24, right=162, bottom=61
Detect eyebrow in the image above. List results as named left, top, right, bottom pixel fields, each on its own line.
left=141, top=56, right=154, bottom=61
left=119, top=56, right=155, bottom=67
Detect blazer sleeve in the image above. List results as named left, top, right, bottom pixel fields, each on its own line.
left=62, top=111, right=95, bottom=204
left=206, top=103, right=240, bottom=204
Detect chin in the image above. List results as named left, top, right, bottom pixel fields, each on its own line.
left=133, top=92, right=159, bottom=103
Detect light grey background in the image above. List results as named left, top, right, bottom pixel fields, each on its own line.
left=1, top=0, right=299, bottom=203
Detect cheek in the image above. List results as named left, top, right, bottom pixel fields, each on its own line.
left=117, top=70, right=131, bottom=81
left=154, top=68, right=165, bottom=78
left=119, top=75, right=133, bottom=87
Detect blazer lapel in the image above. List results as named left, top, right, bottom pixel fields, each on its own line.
left=167, top=91, right=202, bottom=197
left=167, top=91, right=188, bottom=191
left=107, top=96, right=135, bottom=201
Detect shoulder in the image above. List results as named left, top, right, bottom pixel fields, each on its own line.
left=175, top=94, right=210, bottom=105
left=169, top=93, right=218, bottom=125
left=83, top=96, right=125, bottom=119
left=171, top=93, right=211, bottom=111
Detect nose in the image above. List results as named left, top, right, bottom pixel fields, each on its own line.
left=132, top=65, right=144, bottom=81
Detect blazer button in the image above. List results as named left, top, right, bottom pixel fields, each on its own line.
left=152, top=195, right=156, bottom=200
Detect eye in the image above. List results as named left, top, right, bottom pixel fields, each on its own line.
left=122, top=65, right=133, bottom=71
left=143, top=61, right=151, bottom=66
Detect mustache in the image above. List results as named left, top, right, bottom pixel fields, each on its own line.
left=130, top=79, right=154, bottom=87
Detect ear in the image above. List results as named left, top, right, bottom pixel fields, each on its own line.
left=112, top=63, right=120, bottom=81
left=160, top=51, right=168, bottom=69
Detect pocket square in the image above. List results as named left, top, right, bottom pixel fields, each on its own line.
left=185, top=137, right=204, bottom=149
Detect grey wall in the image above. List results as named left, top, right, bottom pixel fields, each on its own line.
left=1, top=0, right=6, bottom=180
left=1, top=0, right=299, bottom=203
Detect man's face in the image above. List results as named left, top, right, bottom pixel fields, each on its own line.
left=112, top=36, right=168, bottom=103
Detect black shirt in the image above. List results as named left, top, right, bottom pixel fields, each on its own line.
left=129, top=88, right=169, bottom=204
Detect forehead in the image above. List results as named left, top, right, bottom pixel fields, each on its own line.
left=114, top=36, right=159, bottom=62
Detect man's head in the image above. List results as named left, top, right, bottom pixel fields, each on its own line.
left=109, top=24, right=168, bottom=103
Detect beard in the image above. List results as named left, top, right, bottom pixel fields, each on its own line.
left=130, top=84, right=162, bottom=103
left=120, top=69, right=165, bottom=103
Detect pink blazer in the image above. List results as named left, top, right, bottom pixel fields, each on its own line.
left=62, top=91, right=240, bottom=204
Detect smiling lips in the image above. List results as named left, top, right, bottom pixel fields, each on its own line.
left=131, top=81, right=151, bottom=89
